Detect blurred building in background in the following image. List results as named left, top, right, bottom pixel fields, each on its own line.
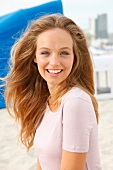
left=95, top=14, right=108, bottom=39
left=84, top=13, right=113, bottom=48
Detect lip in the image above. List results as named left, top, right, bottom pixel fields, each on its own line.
left=46, top=68, right=63, bottom=70
left=46, top=69, right=63, bottom=77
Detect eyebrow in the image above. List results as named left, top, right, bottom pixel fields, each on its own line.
left=38, top=47, right=71, bottom=50
left=39, top=47, right=49, bottom=50
left=60, top=47, right=71, bottom=50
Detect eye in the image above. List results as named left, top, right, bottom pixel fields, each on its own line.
left=41, top=51, right=50, bottom=55
left=60, top=51, right=69, bottom=55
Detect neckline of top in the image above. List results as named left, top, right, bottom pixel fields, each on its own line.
left=45, top=86, right=78, bottom=114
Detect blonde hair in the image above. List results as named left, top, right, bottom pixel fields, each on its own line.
left=3, top=13, right=99, bottom=151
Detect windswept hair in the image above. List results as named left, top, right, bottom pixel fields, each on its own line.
left=3, top=13, right=99, bottom=151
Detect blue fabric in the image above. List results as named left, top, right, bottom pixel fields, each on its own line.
left=0, top=0, right=63, bottom=108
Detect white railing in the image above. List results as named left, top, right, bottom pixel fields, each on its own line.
left=93, top=53, right=113, bottom=100
left=94, top=68, right=113, bottom=100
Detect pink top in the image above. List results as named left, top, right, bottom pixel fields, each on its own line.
left=34, top=86, right=102, bottom=170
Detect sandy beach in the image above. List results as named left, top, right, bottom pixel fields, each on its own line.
left=0, top=99, right=113, bottom=170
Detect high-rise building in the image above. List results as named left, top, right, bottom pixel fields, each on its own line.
left=88, top=13, right=109, bottom=46
left=95, top=14, right=108, bottom=39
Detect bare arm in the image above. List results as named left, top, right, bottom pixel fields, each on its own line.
left=60, top=149, right=87, bottom=170
left=36, top=158, right=42, bottom=170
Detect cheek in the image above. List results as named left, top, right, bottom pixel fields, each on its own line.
left=36, top=60, right=48, bottom=78
left=64, top=58, right=74, bottom=69
left=37, top=63, right=45, bottom=78
left=37, top=58, right=47, bottom=68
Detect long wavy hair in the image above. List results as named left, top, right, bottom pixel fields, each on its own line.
left=3, top=13, right=99, bottom=151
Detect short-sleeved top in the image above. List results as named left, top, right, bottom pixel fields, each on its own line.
left=34, top=86, right=102, bottom=170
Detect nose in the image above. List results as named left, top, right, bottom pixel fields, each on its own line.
left=49, top=54, right=60, bottom=66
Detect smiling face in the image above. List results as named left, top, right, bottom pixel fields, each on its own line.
left=34, top=28, right=74, bottom=92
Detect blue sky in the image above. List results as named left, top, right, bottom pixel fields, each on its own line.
left=0, top=0, right=113, bottom=32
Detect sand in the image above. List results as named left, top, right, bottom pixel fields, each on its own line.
left=0, top=99, right=113, bottom=170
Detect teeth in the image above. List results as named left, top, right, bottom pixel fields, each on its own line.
left=48, top=69, right=62, bottom=74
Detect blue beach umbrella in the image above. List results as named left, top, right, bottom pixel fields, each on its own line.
left=0, top=0, right=63, bottom=108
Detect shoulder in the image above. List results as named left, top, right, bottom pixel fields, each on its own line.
left=62, top=86, right=96, bottom=123
left=62, top=86, right=92, bottom=105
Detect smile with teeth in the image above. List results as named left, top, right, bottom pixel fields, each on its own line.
left=47, top=69, right=62, bottom=74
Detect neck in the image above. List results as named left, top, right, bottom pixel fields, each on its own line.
left=48, top=86, right=57, bottom=96
left=48, top=81, right=67, bottom=96
left=47, top=84, right=61, bottom=111
left=48, top=94, right=62, bottom=112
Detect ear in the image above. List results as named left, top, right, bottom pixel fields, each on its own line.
left=34, top=58, right=37, bottom=63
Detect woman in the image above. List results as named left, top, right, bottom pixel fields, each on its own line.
left=3, top=14, right=102, bottom=169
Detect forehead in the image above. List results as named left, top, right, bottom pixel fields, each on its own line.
left=36, top=28, right=73, bottom=48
